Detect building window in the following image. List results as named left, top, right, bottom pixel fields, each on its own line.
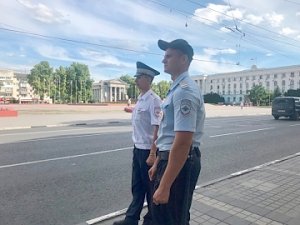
left=233, top=77, right=236, bottom=81
left=228, top=78, right=231, bottom=82
left=266, top=81, right=270, bottom=87
left=234, top=84, right=237, bottom=88
left=210, top=85, right=213, bottom=90
left=282, top=73, right=286, bottom=78
left=274, top=74, right=277, bottom=78
left=246, top=76, right=249, bottom=80
left=240, top=90, right=242, bottom=94
left=252, top=76, right=256, bottom=80
left=259, top=75, right=263, bottom=79
left=274, top=81, right=278, bottom=86
left=282, top=80, right=285, bottom=85
left=266, top=74, right=270, bottom=79
left=240, top=83, right=242, bottom=88
left=210, top=80, right=213, bottom=83
left=291, top=72, right=294, bottom=77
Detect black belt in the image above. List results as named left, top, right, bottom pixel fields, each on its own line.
left=158, top=147, right=200, bottom=161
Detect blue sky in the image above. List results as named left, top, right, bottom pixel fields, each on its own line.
left=1, top=0, right=300, bottom=82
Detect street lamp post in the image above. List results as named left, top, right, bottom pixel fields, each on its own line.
left=70, top=80, right=73, bottom=104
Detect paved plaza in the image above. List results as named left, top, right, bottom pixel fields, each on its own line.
left=2, top=104, right=299, bottom=225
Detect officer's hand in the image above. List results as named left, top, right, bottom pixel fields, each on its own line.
left=153, top=186, right=170, bottom=205
left=148, top=165, right=157, bottom=181
left=124, top=106, right=133, bottom=113
left=146, top=155, right=156, bottom=166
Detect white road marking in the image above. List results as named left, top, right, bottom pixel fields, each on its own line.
left=0, top=126, right=131, bottom=137
left=209, top=127, right=274, bottom=138
left=290, top=123, right=300, bottom=127
left=0, top=147, right=132, bottom=169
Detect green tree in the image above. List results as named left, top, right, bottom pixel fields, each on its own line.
left=66, top=63, right=93, bottom=103
left=273, top=86, right=282, bottom=98
left=28, top=61, right=53, bottom=100
left=204, top=92, right=225, bottom=104
left=152, top=80, right=171, bottom=99
left=248, top=84, right=268, bottom=106
left=53, top=66, right=67, bottom=103
left=120, top=75, right=136, bottom=99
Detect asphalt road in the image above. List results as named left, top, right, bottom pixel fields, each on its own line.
left=0, top=115, right=299, bottom=225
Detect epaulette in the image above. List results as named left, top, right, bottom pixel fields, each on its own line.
left=180, top=80, right=189, bottom=88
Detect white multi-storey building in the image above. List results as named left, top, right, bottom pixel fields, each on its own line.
left=192, top=65, right=300, bottom=104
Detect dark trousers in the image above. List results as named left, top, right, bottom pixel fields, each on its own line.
left=125, top=146, right=153, bottom=223
left=152, top=148, right=201, bottom=225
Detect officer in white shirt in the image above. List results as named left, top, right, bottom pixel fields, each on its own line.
left=149, top=39, right=205, bottom=225
left=114, top=62, right=162, bottom=225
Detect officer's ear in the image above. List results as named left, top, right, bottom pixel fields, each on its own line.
left=181, top=54, right=189, bottom=65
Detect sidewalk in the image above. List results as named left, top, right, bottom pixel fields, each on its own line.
left=88, top=153, right=300, bottom=225
left=0, top=104, right=271, bottom=130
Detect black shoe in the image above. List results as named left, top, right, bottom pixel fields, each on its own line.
left=113, top=219, right=138, bottom=225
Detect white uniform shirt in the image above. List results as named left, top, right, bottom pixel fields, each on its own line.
left=132, top=89, right=162, bottom=149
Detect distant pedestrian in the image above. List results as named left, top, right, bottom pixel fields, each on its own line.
left=149, top=39, right=205, bottom=225
left=240, top=101, right=244, bottom=109
left=114, top=62, right=162, bottom=225
left=127, top=98, right=132, bottom=106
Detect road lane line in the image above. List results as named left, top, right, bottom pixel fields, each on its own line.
left=0, top=126, right=131, bottom=137
left=209, top=127, right=274, bottom=138
left=0, top=147, right=132, bottom=169
left=290, top=124, right=300, bottom=127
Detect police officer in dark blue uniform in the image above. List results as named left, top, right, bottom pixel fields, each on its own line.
left=114, top=62, right=162, bottom=225
left=149, top=39, right=205, bottom=225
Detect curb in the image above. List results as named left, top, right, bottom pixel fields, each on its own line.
left=85, top=151, right=300, bottom=225
left=0, top=124, right=71, bottom=131
left=0, top=121, right=132, bottom=131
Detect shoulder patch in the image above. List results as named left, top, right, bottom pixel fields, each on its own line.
left=180, top=99, right=192, bottom=115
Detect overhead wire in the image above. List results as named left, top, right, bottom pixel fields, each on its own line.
left=185, top=0, right=300, bottom=46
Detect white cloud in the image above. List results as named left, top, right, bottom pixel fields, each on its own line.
left=194, top=4, right=230, bottom=25
left=80, top=49, right=133, bottom=70
left=17, top=0, right=69, bottom=24
left=279, top=27, right=298, bottom=35
left=244, top=14, right=264, bottom=25
left=203, top=48, right=237, bottom=56
left=296, top=12, right=300, bottom=17
left=266, top=53, right=273, bottom=57
left=190, top=54, right=240, bottom=75
left=264, top=12, right=284, bottom=27
left=35, top=45, right=71, bottom=61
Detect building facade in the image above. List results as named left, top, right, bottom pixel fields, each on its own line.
left=92, top=79, right=128, bottom=103
left=1, top=69, right=129, bottom=104
left=192, top=65, right=300, bottom=104
left=0, top=69, right=38, bottom=103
